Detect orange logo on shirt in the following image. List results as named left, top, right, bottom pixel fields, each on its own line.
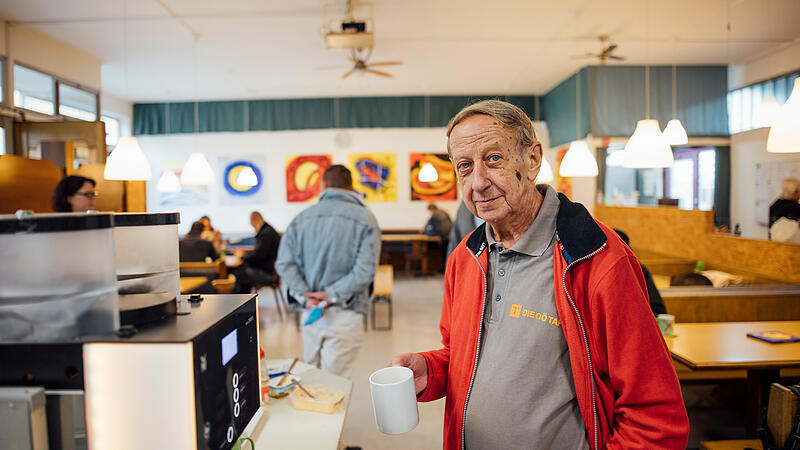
left=508, top=304, right=561, bottom=327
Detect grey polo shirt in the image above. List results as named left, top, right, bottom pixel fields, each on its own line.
left=464, top=185, right=589, bottom=449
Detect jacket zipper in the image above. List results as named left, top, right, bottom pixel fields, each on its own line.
left=461, top=248, right=488, bottom=450
left=560, top=241, right=607, bottom=450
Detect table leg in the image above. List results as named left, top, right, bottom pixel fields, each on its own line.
left=745, top=368, right=779, bottom=437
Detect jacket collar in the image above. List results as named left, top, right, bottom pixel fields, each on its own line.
left=465, top=192, right=606, bottom=264
left=318, top=188, right=365, bottom=206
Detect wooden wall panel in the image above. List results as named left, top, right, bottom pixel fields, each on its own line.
left=0, top=155, right=63, bottom=213
left=596, top=205, right=800, bottom=284
left=70, top=163, right=124, bottom=212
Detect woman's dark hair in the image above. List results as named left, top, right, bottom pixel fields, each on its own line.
left=51, top=176, right=96, bottom=212
left=187, top=221, right=205, bottom=237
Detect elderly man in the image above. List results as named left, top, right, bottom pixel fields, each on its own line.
left=392, top=100, right=688, bottom=449
left=276, top=165, right=380, bottom=377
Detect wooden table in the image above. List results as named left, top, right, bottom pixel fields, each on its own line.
left=179, top=276, right=207, bottom=293
left=381, top=233, right=441, bottom=275
left=245, top=360, right=354, bottom=450
left=667, top=321, right=800, bottom=436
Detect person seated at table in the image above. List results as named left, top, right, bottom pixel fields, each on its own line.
left=198, top=215, right=223, bottom=253
left=231, top=211, right=281, bottom=293
left=769, top=178, right=800, bottom=228
left=51, top=175, right=98, bottom=212
left=179, top=221, right=219, bottom=262
left=423, top=203, right=453, bottom=271
left=446, top=200, right=484, bottom=260
left=614, top=229, right=667, bottom=316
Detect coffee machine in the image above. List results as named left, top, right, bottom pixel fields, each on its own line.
left=0, top=212, right=262, bottom=450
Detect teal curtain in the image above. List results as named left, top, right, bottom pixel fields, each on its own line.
left=248, top=98, right=334, bottom=131
left=541, top=69, right=591, bottom=147
left=585, top=65, right=728, bottom=137
left=133, top=104, right=166, bottom=135
left=198, top=101, right=245, bottom=132
left=168, top=102, right=195, bottom=134
left=338, top=96, right=426, bottom=128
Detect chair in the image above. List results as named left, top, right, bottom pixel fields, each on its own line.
left=371, top=265, right=394, bottom=330
left=179, top=259, right=227, bottom=279
left=212, top=274, right=236, bottom=294
left=252, top=273, right=289, bottom=321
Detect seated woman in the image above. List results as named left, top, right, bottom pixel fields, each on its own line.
left=180, top=221, right=220, bottom=262
left=51, top=175, right=98, bottom=212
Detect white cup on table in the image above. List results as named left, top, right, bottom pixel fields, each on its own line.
left=369, top=366, right=419, bottom=434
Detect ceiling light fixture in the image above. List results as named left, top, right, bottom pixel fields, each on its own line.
left=417, top=162, right=439, bottom=183
left=622, top=0, right=673, bottom=168
left=767, top=78, right=800, bottom=153
left=559, top=70, right=598, bottom=177
left=180, top=153, right=215, bottom=185
left=103, top=0, right=152, bottom=181
left=536, top=154, right=554, bottom=183
left=157, top=170, right=181, bottom=192
left=104, top=137, right=152, bottom=180
left=236, top=166, right=259, bottom=186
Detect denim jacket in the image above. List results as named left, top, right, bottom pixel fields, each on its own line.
left=276, top=188, right=381, bottom=314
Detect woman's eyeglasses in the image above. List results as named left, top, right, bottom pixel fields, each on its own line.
left=74, top=191, right=99, bottom=198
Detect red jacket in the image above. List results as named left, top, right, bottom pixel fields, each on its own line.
left=418, top=194, right=689, bottom=449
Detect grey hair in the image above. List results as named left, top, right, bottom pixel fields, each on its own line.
left=781, top=178, right=800, bottom=198
left=445, top=99, right=538, bottom=155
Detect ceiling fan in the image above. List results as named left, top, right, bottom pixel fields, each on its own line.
left=340, top=48, right=402, bottom=79
left=573, top=35, right=626, bottom=65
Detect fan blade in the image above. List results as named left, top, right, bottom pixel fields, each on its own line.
left=366, top=68, right=393, bottom=78
left=605, top=44, right=618, bottom=53
left=608, top=55, right=626, bottom=60
left=342, top=69, right=355, bottom=79
left=367, top=61, right=403, bottom=67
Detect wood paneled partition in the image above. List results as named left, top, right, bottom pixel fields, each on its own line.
left=595, top=205, right=800, bottom=284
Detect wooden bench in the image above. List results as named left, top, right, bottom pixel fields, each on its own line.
left=660, top=285, right=800, bottom=323
left=371, top=265, right=394, bottom=330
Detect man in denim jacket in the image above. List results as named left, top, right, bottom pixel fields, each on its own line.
left=276, top=165, right=381, bottom=377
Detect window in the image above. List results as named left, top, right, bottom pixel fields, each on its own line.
left=14, top=64, right=54, bottom=115
left=59, top=84, right=98, bottom=121
left=0, top=127, right=5, bottom=156
left=101, top=115, right=120, bottom=148
left=664, top=147, right=717, bottom=211
left=728, top=72, right=800, bottom=134
left=0, top=59, right=4, bottom=104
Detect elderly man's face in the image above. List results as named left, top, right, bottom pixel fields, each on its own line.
left=449, top=114, right=541, bottom=226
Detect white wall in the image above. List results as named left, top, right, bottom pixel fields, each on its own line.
left=730, top=127, right=800, bottom=239
left=100, top=92, right=133, bottom=137
left=140, top=122, right=553, bottom=235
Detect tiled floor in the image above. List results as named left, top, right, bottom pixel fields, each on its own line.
left=258, top=275, right=749, bottom=450
left=259, top=276, right=447, bottom=450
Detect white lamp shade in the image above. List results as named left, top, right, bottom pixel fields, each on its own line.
left=663, top=119, right=688, bottom=146
left=157, top=171, right=181, bottom=193
left=103, top=137, right=152, bottom=180
left=758, top=97, right=781, bottom=128
left=622, top=120, right=674, bottom=168
left=767, top=78, right=800, bottom=153
left=559, top=140, right=598, bottom=177
left=536, top=154, right=554, bottom=183
left=417, top=162, right=439, bottom=182
left=180, top=153, right=214, bottom=185
left=236, top=166, right=258, bottom=186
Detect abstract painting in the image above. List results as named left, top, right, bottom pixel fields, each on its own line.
left=285, top=154, right=332, bottom=202
left=217, top=155, right=267, bottom=204
left=409, top=153, right=457, bottom=201
left=347, top=153, right=397, bottom=202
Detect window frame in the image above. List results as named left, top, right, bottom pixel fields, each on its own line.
left=12, top=61, right=100, bottom=121
left=58, top=79, right=100, bottom=121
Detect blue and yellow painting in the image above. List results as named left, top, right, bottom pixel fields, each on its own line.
left=347, top=153, right=397, bottom=202
left=217, top=156, right=267, bottom=204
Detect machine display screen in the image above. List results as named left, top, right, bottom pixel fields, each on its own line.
left=221, top=329, right=238, bottom=366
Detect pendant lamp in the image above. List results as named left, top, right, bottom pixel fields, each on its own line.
left=104, top=0, right=152, bottom=181
left=104, top=137, right=152, bottom=180
left=236, top=166, right=258, bottom=186
left=559, top=70, right=598, bottom=177
left=767, top=78, right=800, bottom=153
left=157, top=170, right=181, bottom=192
left=417, top=162, right=439, bottom=182
left=758, top=96, right=780, bottom=128
left=622, top=120, right=674, bottom=168
left=180, top=153, right=214, bottom=185
left=536, top=155, right=554, bottom=183
left=560, top=140, right=598, bottom=177
left=663, top=54, right=688, bottom=145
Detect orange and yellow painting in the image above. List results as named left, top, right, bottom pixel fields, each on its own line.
left=409, top=153, right=457, bottom=201
left=285, top=154, right=332, bottom=202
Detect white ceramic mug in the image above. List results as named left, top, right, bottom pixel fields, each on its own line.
left=369, top=366, right=419, bottom=434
